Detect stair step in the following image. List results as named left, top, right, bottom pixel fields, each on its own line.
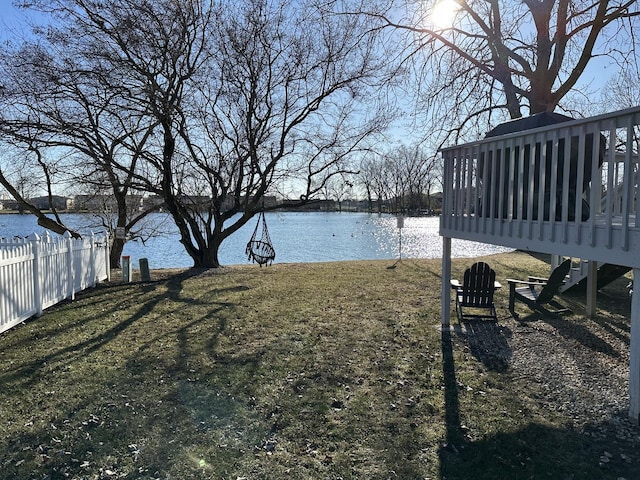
left=562, top=263, right=632, bottom=293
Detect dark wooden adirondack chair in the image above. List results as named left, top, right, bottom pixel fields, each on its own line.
left=450, top=262, right=500, bottom=321
left=507, top=259, right=572, bottom=318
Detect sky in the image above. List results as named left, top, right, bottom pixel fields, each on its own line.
left=0, top=3, right=27, bottom=39
left=0, top=1, right=626, bottom=120
left=0, top=2, right=49, bottom=42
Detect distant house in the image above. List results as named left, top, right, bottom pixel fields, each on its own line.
left=1, top=199, right=21, bottom=211
left=74, top=194, right=144, bottom=213
left=431, top=192, right=443, bottom=212
left=30, top=196, right=73, bottom=211
left=216, top=194, right=279, bottom=212
left=142, top=195, right=166, bottom=211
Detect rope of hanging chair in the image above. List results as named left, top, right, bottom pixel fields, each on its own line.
left=246, top=211, right=276, bottom=266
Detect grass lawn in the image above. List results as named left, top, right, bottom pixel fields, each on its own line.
left=0, top=251, right=638, bottom=479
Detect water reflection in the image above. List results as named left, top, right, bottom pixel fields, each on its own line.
left=0, top=211, right=512, bottom=268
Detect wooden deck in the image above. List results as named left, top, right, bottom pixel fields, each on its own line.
left=438, top=106, right=640, bottom=423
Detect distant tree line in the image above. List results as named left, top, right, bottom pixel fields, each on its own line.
left=356, top=145, right=441, bottom=215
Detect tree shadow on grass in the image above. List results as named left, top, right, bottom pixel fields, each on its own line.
left=439, top=419, right=640, bottom=480
left=0, top=270, right=253, bottom=479
left=439, top=325, right=640, bottom=480
left=0, top=269, right=242, bottom=389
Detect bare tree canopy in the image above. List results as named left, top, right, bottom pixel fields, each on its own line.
left=1, top=0, right=394, bottom=268
left=356, top=144, right=440, bottom=213
left=367, top=0, right=640, bottom=142
left=0, top=11, right=169, bottom=264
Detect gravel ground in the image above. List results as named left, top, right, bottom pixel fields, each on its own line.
left=451, top=283, right=640, bottom=477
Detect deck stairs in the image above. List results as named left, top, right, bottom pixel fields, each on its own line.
left=552, top=256, right=632, bottom=293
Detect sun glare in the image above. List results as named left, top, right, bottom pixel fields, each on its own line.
left=430, top=0, right=460, bottom=29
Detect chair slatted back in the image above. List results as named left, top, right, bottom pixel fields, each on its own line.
left=460, top=262, right=496, bottom=308
left=537, top=259, right=571, bottom=304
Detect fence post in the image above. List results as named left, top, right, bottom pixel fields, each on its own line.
left=105, top=233, right=111, bottom=282
left=64, top=231, right=75, bottom=300
left=90, top=232, right=96, bottom=287
left=28, top=233, right=43, bottom=318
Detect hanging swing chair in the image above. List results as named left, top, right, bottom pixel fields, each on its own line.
left=245, top=210, right=276, bottom=266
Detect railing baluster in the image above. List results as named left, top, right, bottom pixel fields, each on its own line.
left=454, top=149, right=463, bottom=231
left=548, top=128, right=560, bottom=242
left=525, top=133, right=536, bottom=238
left=561, top=126, right=571, bottom=243
left=634, top=117, right=640, bottom=228
left=515, top=135, right=526, bottom=238
left=622, top=118, right=634, bottom=251
left=496, top=140, right=505, bottom=236
left=574, top=124, right=586, bottom=245
left=464, top=145, right=474, bottom=233
left=605, top=120, right=615, bottom=248
left=481, top=142, right=489, bottom=233
left=589, top=122, right=602, bottom=247
left=537, top=131, right=548, bottom=241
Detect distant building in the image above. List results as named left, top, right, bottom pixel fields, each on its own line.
left=74, top=194, right=144, bottom=213
left=29, top=196, right=73, bottom=211
left=142, top=195, right=166, bottom=211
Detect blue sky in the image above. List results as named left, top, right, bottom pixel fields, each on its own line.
left=0, top=3, right=44, bottom=40
left=0, top=2, right=620, bottom=114
left=0, top=3, right=23, bottom=27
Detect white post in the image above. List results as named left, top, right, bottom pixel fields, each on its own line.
left=586, top=260, right=597, bottom=318
left=90, top=232, right=96, bottom=287
left=64, top=231, right=75, bottom=300
left=28, top=233, right=43, bottom=318
left=442, top=236, right=452, bottom=327
left=630, top=269, right=640, bottom=424
left=397, top=215, right=404, bottom=261
left=105, top=233, right=111, bottom=282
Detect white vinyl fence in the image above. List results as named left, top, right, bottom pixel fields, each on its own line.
left=0, top=231, right=110, bottom=334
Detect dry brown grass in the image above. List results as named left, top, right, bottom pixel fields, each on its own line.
left=0, top=252, right=638, bottom=479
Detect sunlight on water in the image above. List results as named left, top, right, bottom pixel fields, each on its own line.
left=0, top=212, right=512, bottom=268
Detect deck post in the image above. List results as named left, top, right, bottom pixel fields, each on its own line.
left=586, top=260, right=598, bottom=318
left=630, top=269, right=640, bottom=424
left=442, top=236, right=452, bottom=327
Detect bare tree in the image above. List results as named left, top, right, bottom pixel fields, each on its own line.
left=366, top=0, right=640, bottom=143
left=358, top=155, right=381, bottom=212
left=12, top=0, right=392, bottom=268
left=323, top=175, right=355, bottom=211
left=601, top=62, right=640, bottom=111
left=0, top=32, right=162, bottom=266
left=356, top=143, right=442, bottom=213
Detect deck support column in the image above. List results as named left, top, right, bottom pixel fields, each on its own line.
left=442, top=236, right=452, bottom=327
left=586, top=261, right=598, bottom=318
left=630, top=269, right=640, bottom=424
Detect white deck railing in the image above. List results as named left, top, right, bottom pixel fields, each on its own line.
left=0, top=231, right=110, bottom=334
left=440, top=106, right=640, bottom=267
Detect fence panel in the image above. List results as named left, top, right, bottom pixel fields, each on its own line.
left=0, top=232, right=109, bottom=335
left=0, top=242, right=37, bottom=332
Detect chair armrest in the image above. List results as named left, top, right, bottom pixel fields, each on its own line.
left=450, top=279, right=462, bottom=289
left=506, top=278, right=548, bottom=287
left=527, top=276, right=547, bottom=283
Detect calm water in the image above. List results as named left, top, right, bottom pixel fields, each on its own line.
left=0, top=211, right=512, bottom=268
